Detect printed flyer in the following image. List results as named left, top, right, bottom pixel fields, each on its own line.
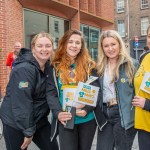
left=62, top=85, right=80, bottom=111
left=74, top=82, right=99, bottom=107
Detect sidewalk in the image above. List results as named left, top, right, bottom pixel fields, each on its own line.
left=0, top=126, right=139, bottom=150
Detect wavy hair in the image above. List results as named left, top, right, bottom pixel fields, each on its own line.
left=97, top=30, right=135, bottom=84
left=52, top=29, right=95, bottom=84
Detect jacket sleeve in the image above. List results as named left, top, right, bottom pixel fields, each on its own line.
left=46, top=66, right=62, bottom=119
left=10, top=66, right=36, bottom=137
left=143, top=99, right=150, bottom=111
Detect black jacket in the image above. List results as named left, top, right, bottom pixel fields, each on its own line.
left=0, top=48, right=50, bottom=137
left=46, top=67, right=107, bottom=140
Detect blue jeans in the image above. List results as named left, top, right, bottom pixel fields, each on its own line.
left=96, top=104, right=136, bottom=150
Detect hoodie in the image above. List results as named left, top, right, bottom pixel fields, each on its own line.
left=0, top=48, right=50, bottom=137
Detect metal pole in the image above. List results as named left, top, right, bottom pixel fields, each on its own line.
left=135, top=46, right=138, bottom=60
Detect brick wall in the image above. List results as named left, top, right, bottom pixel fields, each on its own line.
left=0, top=0, right=6, bottom=97
left=0, top=0, right=114, bottom=96
left=0, top=0, right=23, bottom=97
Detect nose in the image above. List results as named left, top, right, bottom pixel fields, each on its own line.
left=72, top=42, right=77, bottom=47
left=108, top=45, right=113, bottom=51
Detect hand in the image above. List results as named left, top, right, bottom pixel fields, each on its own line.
left=58, top=112, right=72, bottom=125
left=76, top=109, right=87, bottom=117
left=21, top=137, right=33, bottom=150
left=76, top=104, right=85, bottom=109
left=132, top=95, right=146, bottom=108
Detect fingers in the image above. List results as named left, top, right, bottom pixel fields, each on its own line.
left=76, top=104, right=85, bottom=109
left=76, top=110, right=87, bottom=117
left=21, top=137, right=32, bottom=150
left=134, top=95, right=143, bottom=99
left=58, top=112, right=72, bottom=123
left=132, top=97, right=145, bottom=108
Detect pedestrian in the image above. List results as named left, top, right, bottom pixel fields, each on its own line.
left=139, top=45, right=150, bottom=63
left=6, top=42, right=22, bottom=76
left=47, top=29, right=99, bottom=150
left=96, top=30, right=138, bottom=150
left=0, top=32, right=59, bottom=150
left=132, top=25, right=150, bottom=150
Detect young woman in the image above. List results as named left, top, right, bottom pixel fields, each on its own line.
left=47, top=29, right=98, bottom=150
left=132, top=25, right=150, bottom=150
left=96, top=30, right=138, bottom=150
left=0, top=32, right=59, bottom=150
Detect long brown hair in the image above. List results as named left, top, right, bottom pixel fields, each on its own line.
left=52, top=29, right=95, bottom=84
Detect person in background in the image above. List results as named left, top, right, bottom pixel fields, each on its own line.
left=132, top=25, right=150, bottom=150
left=47, top=29, right=102, bottom=150
left=139, top=45, right=150, bottom=64
left=96, top=30, right=138, bottom=150
left=0, top=32, right=59, bottom=150
left=6, top=42, right=22, bottom=77
left=6, top=42, right=22, bottom=69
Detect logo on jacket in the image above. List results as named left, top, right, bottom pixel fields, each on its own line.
left=19, top=81, right=29, bottom=88
left=121, top=78, right=126, bottom=83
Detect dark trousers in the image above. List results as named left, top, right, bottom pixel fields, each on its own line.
left=138, top=129, right=150, bottom=150
left=59, top=119, right=96, bottom=150
left=3, top=122, right=59, bottom=150
left=96, top=104, right=136, bottom=150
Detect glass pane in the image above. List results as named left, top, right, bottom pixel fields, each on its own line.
left=80, top=25, right=89, bottom=49
left=89, top=28, right=99, bottom=61
left=49, top=16, right=70, bottom=50
left=24, top=10, right=48, bottom=48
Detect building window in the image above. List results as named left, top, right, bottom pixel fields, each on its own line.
left=117, top=20, right=125, bottom=37
left=141, top=17, right=149, bottom=35
left=141, top=0, right=149, bottom=9
left=54, top=21, right=59, bottom=33
left=80, top=25, right=100, bottom=61
left=117, top=0, right=124, bottom=13
left=24, top=9, right=70, bottom=49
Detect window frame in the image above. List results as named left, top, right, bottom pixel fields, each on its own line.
left=117, top=20, right=125, bottom=37
left=141, top=0, right=149, bottom=9
left=117, top=0, right=125, bottom=13
left=141, top=17, right=149, bottom=36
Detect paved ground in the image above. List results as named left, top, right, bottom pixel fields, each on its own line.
left=0, top=126, right=139, bottom=150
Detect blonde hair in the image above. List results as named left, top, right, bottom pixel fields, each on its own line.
left=97, top=30, right=135, bottom=84
left=147, top=25, right=150, bottom=35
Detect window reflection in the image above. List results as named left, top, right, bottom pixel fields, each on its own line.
left=24, top=9, right=70, bottom=49
left=80, top=25, right=100, bottom=61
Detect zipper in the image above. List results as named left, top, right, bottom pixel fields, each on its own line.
left=51, top=119, right=58, bottom=141
left=51, top=68, right=59, bottom=141
left=93, top=111, right=107, bottom=131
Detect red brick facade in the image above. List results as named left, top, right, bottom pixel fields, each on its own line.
left=0, top=0, right=114, bottom=97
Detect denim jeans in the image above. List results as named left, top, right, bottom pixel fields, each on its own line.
left=96, top=104, right=136, bottom=150
left=3, top=122, right=59, bottom=150
left=59, top=119, right=96, bottom=150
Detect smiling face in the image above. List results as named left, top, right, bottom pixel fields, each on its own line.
left=32, top=37, right=53, bottom=65
left=66, top=34, right=82, bottom=60
left=14, top=42, right=21, bottom=56
left=102, top=37, right=120, bottom=61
